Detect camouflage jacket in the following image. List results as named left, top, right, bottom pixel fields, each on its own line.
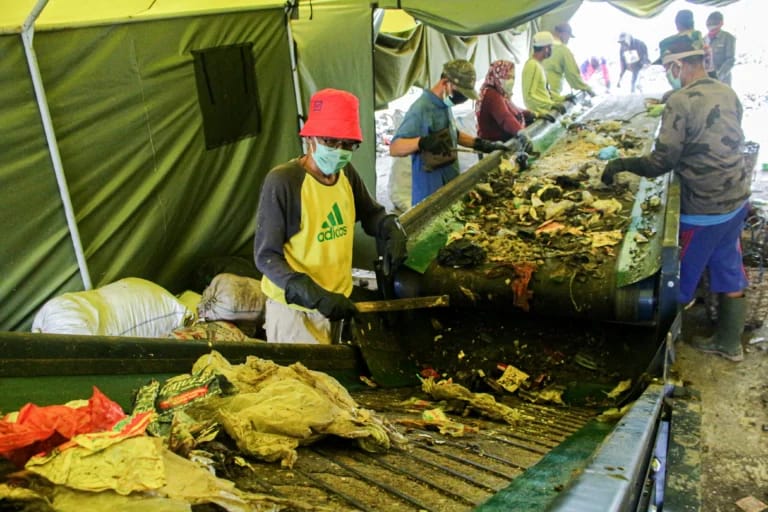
left=642, top=77, right=749, bottom=215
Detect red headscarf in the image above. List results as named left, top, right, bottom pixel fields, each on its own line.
left=475, top=60, right=515, bottom=117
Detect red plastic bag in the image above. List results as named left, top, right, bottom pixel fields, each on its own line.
left=0, top=386, right=126, bottom=467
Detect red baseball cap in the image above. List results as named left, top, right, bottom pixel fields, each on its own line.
left=299, top=88, right=363, bottom=142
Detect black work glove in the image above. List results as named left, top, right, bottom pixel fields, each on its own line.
left=517, top=134, right=534, bottom=155
left=523, top=110, right=536, bottom=125
left=601, top=159, right=625, bottom=185
left=418, top=130, right=453, bottom=155
left=376, top=215, right=408, bottom=276
left=515, top=151, right=530, bottom=171
left=537, top=113, right=557, bottom=123
left=284, top=273, right=357, bottom=321
left=473, top=138, right=508, bottom=154
left=552, top=103, right=567, bottom=115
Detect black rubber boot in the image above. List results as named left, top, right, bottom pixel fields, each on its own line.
left=690, top=295, right=746, bottom=362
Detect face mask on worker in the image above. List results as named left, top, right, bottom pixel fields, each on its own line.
left=444, top=82, right=468, bottom=107
left=313, top=140, right=353, bottom=175
left=503, top=78, right=515, bottom=96
left=450, top=90, right=468, bottom=105
left=666, top=61, right=683, bottom=90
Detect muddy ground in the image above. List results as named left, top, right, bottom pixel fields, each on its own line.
left=674, top=275, right=768, bottom=511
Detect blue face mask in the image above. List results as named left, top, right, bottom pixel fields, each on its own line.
left=313, top=141, right=353, bottom=175
left=666, top=63, right=682, bottom=90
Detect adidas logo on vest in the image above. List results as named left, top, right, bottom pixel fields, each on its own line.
left=317, top=202, right=348, bottom=242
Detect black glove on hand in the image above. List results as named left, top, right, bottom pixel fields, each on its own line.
left=601, top=159, right=625, bottom=185
left=538, top=113, right=557, bottom=123
left=517, top=134, right=534, bottom=155
left=418, top=129, right=453, bottom=155
left=473, top=138, right=508, bottom=153
left=515, top=151, right=530, bottom=171
left=523, top=110, right=536, bottom=125
left=552, top=103, right=567, bottom=115
left=377, top=215, right=408, bottom=276
left=284, top=273, right=357, bottom=321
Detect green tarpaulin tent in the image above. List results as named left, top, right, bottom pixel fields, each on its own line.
left=0, top=0, right=737, bottom=330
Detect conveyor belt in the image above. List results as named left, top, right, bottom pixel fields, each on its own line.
left=227, top=387, right=599, bottom=512
left=397, top=95, right=679, bottom=331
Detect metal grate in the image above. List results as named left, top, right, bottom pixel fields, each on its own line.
left=228, top=390, right=597, bottom=511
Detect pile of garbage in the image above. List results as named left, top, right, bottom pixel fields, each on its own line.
left=0, top=351, right=405, bottom=511
left=440, top=119, right=657, bottom=281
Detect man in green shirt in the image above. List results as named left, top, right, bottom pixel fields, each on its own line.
left=543, top=23, right=595, bottom=97
left=522, top=31, right=567, bottom=116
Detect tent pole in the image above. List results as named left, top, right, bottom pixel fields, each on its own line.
left=285, top=2, right=307, bottom=153
left=21, top=1, right=93, bottom=290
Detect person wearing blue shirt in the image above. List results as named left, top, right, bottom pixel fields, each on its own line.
left=389, top=59, right=506, bottom=206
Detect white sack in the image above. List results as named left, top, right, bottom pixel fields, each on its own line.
left=31, top=278, right=193, bottom=338
left=387, top=156, right=412, bottom=214
left=197, top=273, right=266, bottom=322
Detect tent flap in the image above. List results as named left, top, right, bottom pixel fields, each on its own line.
left=375, top=0, right=566, bottom=35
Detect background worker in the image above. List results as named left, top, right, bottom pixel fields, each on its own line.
left=254, top=88, right=407, bottom=344
left=543, top=23, right=595, bottom=98
left=390, top=59, right=507, bottom=206
left=705, top=11, right=736, bottom=85
left=601, top=34, right=749, bottom=362
left=617, top=32, right=649, bottom=93
left=522, top=31, right=567, bottom=116
left=475, top=60, right=553, bottom=143
left=674, top=9, right=697, bottom=36
left=580, top=56, right=611, bottom=93
left=673, top=9, right=714, bottom=74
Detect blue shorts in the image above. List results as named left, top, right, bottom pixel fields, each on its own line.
left=678, top=204, right=749, bottom=304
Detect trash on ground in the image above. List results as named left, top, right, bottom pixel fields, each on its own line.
left=735, top=495, right=768, bottom=512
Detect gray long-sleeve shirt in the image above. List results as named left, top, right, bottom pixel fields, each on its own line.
left=707, top=30, right=736, bottom=85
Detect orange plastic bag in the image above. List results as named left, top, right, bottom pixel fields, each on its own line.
left=0, top=387, right=126, bottom=467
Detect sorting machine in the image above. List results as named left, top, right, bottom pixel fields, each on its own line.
left=398, top=94, right=680, bottom=337
left=0, top=95, right=699, bottom=511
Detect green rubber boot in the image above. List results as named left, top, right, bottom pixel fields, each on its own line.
left=690, top=295, right=746, bottom=362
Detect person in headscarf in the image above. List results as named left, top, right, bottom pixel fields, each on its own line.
left=475, top=60, right=552, bottom=142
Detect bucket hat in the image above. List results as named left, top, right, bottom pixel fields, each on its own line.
left=533, top=31, right=555, bottom=47
left=300, top=88, right=363, bottom=141
left=443, top=60, right=478, bottom=100
left=653, top=33, right=706, bottom=65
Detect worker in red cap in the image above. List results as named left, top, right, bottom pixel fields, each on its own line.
left=253, top=88, right=407, bottom=343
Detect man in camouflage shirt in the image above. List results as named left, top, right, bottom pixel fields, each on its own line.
left=602, top=33, right=750, bottom=362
